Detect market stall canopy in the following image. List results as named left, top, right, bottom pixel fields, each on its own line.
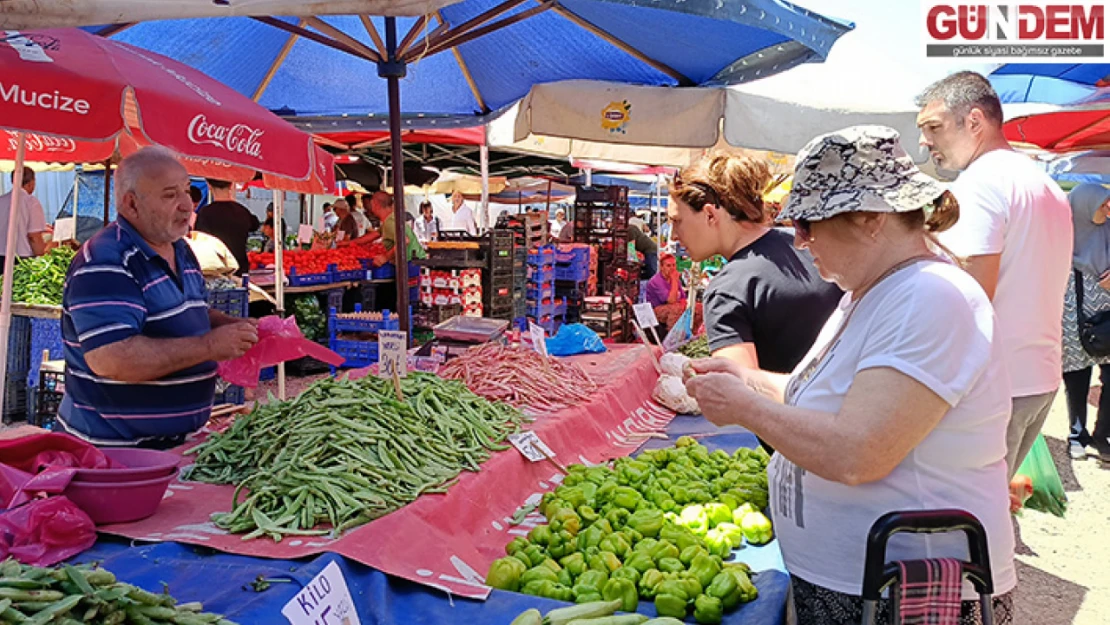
left=99, top=1, right=853, bottom=118
left=990, top=63, right=1110, bottom=105
left=0, top=29, right=334, bottom=192
left=0, top=0, right=451, bottom=28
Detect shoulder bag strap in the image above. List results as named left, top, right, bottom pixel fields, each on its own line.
left=1075, top=269, right=1088, bottom=327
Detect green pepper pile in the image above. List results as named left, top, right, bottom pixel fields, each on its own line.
left=3, top=246, right=75, bottom=306
left=186, top=374, right=524, bottom=540
left=676, top=335, right=709, bottom=359
left=486, top=437, right=774, bottom=624
left=0, top=558, right=235, bottom=624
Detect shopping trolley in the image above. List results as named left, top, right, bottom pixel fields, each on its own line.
left=861, top=509, right=996, bottom=625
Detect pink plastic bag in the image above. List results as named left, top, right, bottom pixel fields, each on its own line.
left=0, top=497, right=97, bottom=566
left=0, top=433, right=121, bottom=508
left=217, top=315, right=344, bottom=388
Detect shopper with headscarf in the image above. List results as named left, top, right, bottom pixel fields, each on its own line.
left=1061, top=183, right=1110, bottom=461
left=685, top=126, right=1015, bottom=625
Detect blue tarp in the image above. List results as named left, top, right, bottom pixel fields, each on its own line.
left=990, top=63, right=1110, bottom=104
left=72, top=415, right=789, bottom=625
left=97, top=1, right=852, bottom=118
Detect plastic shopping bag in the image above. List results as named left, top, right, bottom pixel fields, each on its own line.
left=546, top=323, right=607, bottom=356
left=1015, top=434, right=1067, bottom=517
left=0, top=433, right=121, bottom=508
left=0, top=497, right=97, bottom=566
left=217, top=316, right=345, bottom=388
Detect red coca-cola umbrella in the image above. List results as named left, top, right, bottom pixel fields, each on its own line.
left=0, top=28, right=337, bottom=402
left=0, top=29, right=325, bottom=182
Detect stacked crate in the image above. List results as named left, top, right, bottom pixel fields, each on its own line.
left=486, top=229, right=526, bottom=321
left=554, top=244, right=593, bottom=324
left=525, top=245, right=557, bottom=334
left=328, top=305, right=401, bottom=373
left=419, top=268, right=483, bottom=317
left=572, top=185, right=637, bottom=341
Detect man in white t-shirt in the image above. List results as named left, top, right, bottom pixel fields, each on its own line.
left=917, top=71, right=1073, bottom=476
left=0, top=168, right=49, bottom=272
left=449, top=191, right=477, bottom=235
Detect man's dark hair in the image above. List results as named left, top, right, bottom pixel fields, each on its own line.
left=344, top=193, right=358, bottom=208
left=10, top=167, right=33, bottom=184
left=206, top=178, right=232, bottom=191
left=189, top=186, right=203, bottom=204
left=915, top=71, right=1003, bottom=127
left=322, top=202, right=332, bottom=210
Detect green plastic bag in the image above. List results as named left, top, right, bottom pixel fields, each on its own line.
left=1015, top=434, right=1067, bottom=517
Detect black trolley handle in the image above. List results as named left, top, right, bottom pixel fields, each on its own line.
left=861, top=509, right=995, bottom=602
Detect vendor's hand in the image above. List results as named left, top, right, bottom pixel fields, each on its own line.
left=1100, top=270, right=1110, bottom=291
left=206, top=321, right=259, bottom=361
left=683, top=357, right=745, bottom=382
left=685, top=372, right=757, bottom=429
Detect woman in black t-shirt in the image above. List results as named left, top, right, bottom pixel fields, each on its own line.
left=667, top=152, right=841, bottom=375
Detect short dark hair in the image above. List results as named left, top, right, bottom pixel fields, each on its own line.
left=206, top=178, right=232, bottom=190
left=915, top=71, right=1003, bottom=127
left=11, top=167, right=33, bottom=184
left=344, top=194, right=357, bottom=207
left=419, top=201, right=432, bottom=211
left=189, top=186, right=203, bottom=204
left=322, top=202, right=332, bottom=210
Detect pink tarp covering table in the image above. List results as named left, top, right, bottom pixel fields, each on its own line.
left=98, top=345, right=672, bottom=598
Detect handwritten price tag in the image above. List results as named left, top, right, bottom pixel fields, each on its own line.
left=508, top=431, right=555, bottom=463
left=53, top=217, right=76, bottom=242
left=632, top=302, right=659, bottom=329
left=298, top=224, right=315, bottom=245
left=377, top=330, right=408, bottom=379
left=528, top=322, right=548, bottom=358
left=282, top=561, right=362, bottom=625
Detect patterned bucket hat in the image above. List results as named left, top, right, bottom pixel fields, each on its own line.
left=780, top=125, right=946, bottom=222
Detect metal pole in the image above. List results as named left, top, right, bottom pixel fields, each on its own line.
left=480, top=144, right=490, bottom=231
left=382, top=17, right=410, bottom=336
left=102, top=159, right=112, bottom=225
left=273, top=189, right=286, bottom=400
left=585, top=168, right=592, bottom=186
left=0, top=134, right=28, bottom=417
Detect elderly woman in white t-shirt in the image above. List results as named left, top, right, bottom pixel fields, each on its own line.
left=685, top=126, right=1015, bottom=625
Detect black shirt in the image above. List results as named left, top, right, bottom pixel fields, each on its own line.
left=194, top=201, right=260, bottom=276
left=704, top=228, right=842, bottom=374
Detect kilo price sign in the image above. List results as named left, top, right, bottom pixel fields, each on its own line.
left=281, top=561, right=362, bottom=625
left=377, top=330, right=408, bottom=379
left=528, top=322, right=548, bottom=358
left=632, top=302, right=659, bottom=329
left=508, top=431, right=555, bottom=463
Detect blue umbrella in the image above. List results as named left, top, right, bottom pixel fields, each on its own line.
left=990, top=63, right=1110, bottom=104
left=95, top=1, right=852, bottom=330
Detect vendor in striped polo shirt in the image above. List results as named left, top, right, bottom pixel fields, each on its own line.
left=59, top=147, right=259, bottom=448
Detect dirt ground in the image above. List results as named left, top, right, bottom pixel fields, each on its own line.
left=1012, top=388, right=1108, bottom=624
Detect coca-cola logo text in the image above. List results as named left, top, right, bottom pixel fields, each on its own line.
left=6, top=132, right=76, bottom=153
left=187, top=114, right=264, bottom=160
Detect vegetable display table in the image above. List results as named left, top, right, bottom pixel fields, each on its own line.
left=72, top=414, right=788, bottom=625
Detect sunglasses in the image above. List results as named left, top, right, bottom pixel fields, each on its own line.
left=793, top=218, right=813, bottom=241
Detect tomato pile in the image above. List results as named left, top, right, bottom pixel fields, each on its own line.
left=249, top=242, right=388, bottom=276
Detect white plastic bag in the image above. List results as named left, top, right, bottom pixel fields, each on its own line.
left=659, top=352, right=691, bottom=378
left=653, top=374, right=699, bottom=414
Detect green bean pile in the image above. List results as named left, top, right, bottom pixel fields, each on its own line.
left=186, top=373, right=525, bottom=541
left=0, top=559, right=235, bottom=624
left=677, top=335, right=710, bottom=359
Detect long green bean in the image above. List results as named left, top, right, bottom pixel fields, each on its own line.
left=186, top=373, right=524, bottom=540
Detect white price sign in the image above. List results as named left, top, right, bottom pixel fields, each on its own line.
left=282, top=561, right=362, bottom=625
left=53, top=217, right=76, bottom=242
left=632, top=302, right=659, bottom=329
left=508, top=431, right=555, bottom=463
left=528, top=322, right=548, bottom=358
left=377, top=330, right=408, bottom=379
left=298, top=224, right=315, bottom=245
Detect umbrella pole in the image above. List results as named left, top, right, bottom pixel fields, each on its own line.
left=545, top=179, right=552, bottom=214
left=383, top=17, right=410, bottom=339
left=0, top=133, right=27, bottom=420
left=102, top=159, right=112, bottom=225
left=480, top=144, right=490, bottom=231
left=273, top=189, right=285, bottom=400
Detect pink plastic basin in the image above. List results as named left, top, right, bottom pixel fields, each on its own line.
left=62, top=468, right=178, bottom=524
left=71, top=448, right=179, bottom=483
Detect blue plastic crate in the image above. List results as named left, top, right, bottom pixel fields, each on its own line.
left=371, top=261, right=420, bottom=281
left=554, top=299, right=567, bottom=316
left=215, top=384, right=245, bottom=405
left=525, top=282, right=554, bottom=301
left=330, top=339, right=379, bottom=370
left=7, top=316, right=30, bottom=379
left=526, top=246, right=556, bottom=267
left=288, top=267, right=334, bottom=286
left=27, top=317, right=63, bottom=388
left=260, top=366, right=276, bottom=382
left=527, top=265, right=555, bottom=284
left=331, top=306, right=400, bottom=333
left=555, top=247, right=590, bottom=265
left=555, top=264, right=590, bottom=282
left=526, top=300, right=555, bottom=318
left=206, top=288, right=249, bottom=318
left=332, top=265, right=369, bottom=281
